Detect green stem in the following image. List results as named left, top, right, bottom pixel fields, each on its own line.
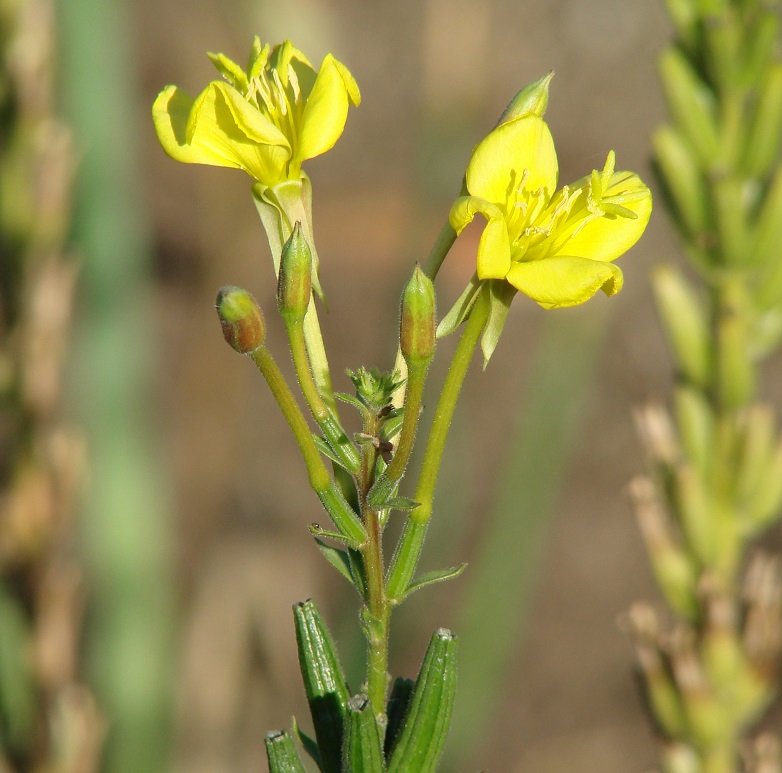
left=357, top=411, right=390, bottom=715
left=369, top=361, right=428, bottom=506
left=249, top=346, right=366, bottom=544
left=386, top=287, right=489, bottom=600
left=286, top=319, right=361, bottom=473
left=424, top=221, right=458, bottom=281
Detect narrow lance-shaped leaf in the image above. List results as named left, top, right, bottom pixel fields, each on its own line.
left=293, top=599, right=351, bottom=773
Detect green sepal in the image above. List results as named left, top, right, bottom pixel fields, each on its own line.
left=342, top=694, right=386, bottom=772
left=264, top=729, right=308, bottom=773
left=386, top=629, right=458, bottom=773
left=480, top=279, right=516, bottom=367
left=399, top=565, right=468, bottom=602
left=384, top=678, right=415, bottom=760
left=293, top=599, right=351, bottom=773
left=292, top=717, right=322, bottom=769
left=436, top=273, right=481, bottom=339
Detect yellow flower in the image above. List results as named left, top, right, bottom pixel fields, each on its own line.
left=152, top=38, right=360, bottom=187
left=449, top=115, right=652, bottom=310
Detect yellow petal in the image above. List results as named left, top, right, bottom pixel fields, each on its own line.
left=158, top=81, right=291, bottom=183
left=558, top=171, right=652, bottom=263
left=449, top=196, right=512, bottom=280
left=506, top=257, right=623, bottom=309
left=465, top=115, right=558, bottom=213
left=153, top=85, right=234, bottom=167
left=297, top=54, right=360, bottom=162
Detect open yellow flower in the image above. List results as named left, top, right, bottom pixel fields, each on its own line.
left=152, top=38, right=360, bottom=187
left=450, top=115, right=651, bottom=310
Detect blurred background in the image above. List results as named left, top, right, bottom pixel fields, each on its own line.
left=4, top=0, right=782, bottom=771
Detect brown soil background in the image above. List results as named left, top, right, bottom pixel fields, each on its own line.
left=131, top=1, right=782, bottom=771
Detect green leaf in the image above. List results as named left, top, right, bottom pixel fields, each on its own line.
left=293, top=599, right=351, bottom=773
left=384, top=497, right=419, bottom=512
left=315, top=538, right=356, bottom=586
left=335, top=392, right=367, bottom=411
left=384, top=678, right=415, bottom=760
left=342, top=694, right=386, bottom=772
left=308, top=523, right=364, bottom=551
left=348, top=548, right=368, bottom=599
left=292, top=716, right=322, bottom=768
left=314, top=435, right=349, bottom=469
left=401, top=565, right=468, bottom=601
left=387, top=629, right=458, bottom=773
left=265, top=729, right=308, bottom=772
left=379, top=410, right=405, bottom=442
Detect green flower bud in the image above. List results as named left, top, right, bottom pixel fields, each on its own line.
left=215, top=285, right=265, bottom=353
left=497, top=71, right=553, bottom=125
left=400, top=265, right=436, bottom=367
left=278, top=221, right=312, bottom=325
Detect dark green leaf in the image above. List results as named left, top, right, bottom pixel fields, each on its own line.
left=387, top=629, right=458, bottom=773
left=384, top=677, right=415, bottom=760
left=294, top=600, right=351, bottom=773
left=402, top=565, right=468, bottom=601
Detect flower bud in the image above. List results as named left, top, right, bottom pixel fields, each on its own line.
left=215, top=285, right=265, bottom=353
left=497, top=71, right=553, bottom=125
left=399, top=265, right=436, bottom=367
left=277, top=222, right=312, bottom=324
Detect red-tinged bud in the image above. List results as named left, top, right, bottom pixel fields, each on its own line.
left=215, top=285, right=265, bottom=353
left=400, top=265, right=436, bottom=367
left=277, top=222, right=312, bottom=325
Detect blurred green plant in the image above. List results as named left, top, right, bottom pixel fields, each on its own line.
left=629, top=1, right=782, bottom=771
left=154, top=39, right=652, bottom=770
left=57, top=0, right=175, bottom=770
left=0, top=0, right=101, bottom=768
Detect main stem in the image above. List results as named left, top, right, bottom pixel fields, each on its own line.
left=358, top=409, right=390, bottom=716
